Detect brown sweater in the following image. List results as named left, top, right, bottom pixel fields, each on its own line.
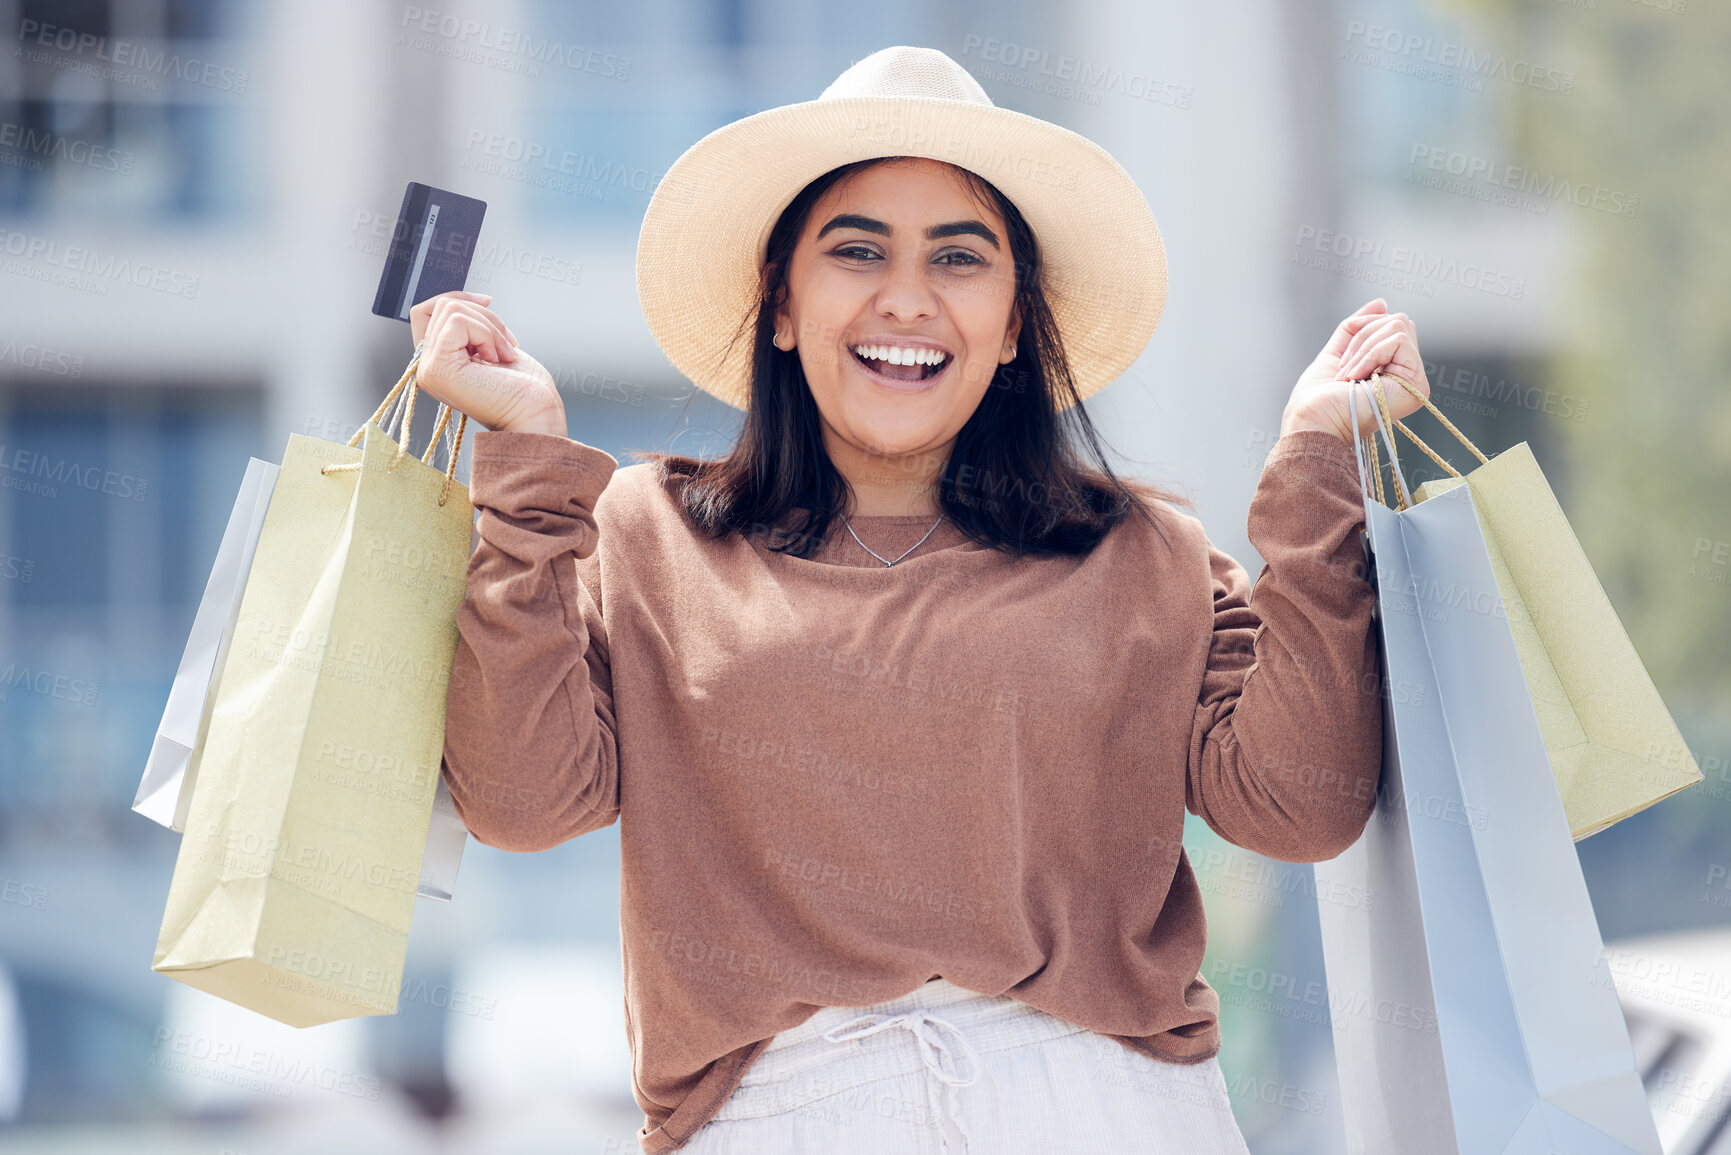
left=438, top=426, right=1383, bottom=1152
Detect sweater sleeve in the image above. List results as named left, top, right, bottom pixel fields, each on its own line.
left=1183, top=428, right=1383, bottom=863
left=439, top=429, right=622, bottom=853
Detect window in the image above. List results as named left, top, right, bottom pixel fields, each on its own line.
left=0, top=0, right=258, bottom=220
left=0, top=382, right=262, bottom=826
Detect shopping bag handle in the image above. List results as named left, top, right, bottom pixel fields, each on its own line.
left=1350, top=370, right=1491, bottom=512
left=318, top=351, right=469, bottom=507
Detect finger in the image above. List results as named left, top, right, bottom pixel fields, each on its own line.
left=431, top=307, right=515, bottom=366
left=460, top=299, right=519, bottom=348
left=1341, top=331, right=1402, bottom=379
left=1370, top=360, right=1429, bottom=421
left=430, top=298, right=516, bottom=363
left=422, top=289, right=492, bottom=310
left=1323, top=306, right=1391, bottom=358
left=1341, top=331, right=1411, bottom=382
left=440, top=297, right=517, bottom=357
left=411, top=289, right=491, bottom=331
left=1340, top=315, right=1402, bottom=368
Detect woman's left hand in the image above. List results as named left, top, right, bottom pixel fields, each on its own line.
left=1282, top=298, right=1431, bottom=443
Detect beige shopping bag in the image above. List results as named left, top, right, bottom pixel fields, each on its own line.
left=153, top=358, right=474, bottom=1026
left=1360, top=371, right=1701, bottom=840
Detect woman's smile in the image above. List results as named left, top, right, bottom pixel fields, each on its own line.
left=847, top=341, right=954, bottom=393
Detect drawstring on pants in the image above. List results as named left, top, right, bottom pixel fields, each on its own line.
left=821, top=1010, right=982, bottom=1153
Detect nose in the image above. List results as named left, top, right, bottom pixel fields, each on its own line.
left=873, top=251, right=939, bottom=325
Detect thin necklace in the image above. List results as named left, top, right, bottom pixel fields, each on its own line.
left=843, top=513, right=945, bottom=567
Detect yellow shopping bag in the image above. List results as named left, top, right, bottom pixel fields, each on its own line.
left=153, top=357, right=474, bottom=1026
left=1361, top=371, right=1701, bottom=840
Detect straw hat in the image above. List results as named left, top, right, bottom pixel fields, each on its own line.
left=635, top=45, right=1168, bottom=412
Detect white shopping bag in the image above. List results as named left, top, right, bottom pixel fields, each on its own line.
left=134, top=455, right=469, bottom=902
left=134, top=457, right=278, bottom=830
left=1311, top=381, right=1661, bottom=1155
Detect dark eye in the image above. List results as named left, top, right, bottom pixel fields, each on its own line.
left=937, top=249, right=984, bottom=266
left=833, top=244, right=880, bottom=261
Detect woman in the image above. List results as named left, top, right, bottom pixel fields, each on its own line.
left=419, top=45, right=1429, bottom=1155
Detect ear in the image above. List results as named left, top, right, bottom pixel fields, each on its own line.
left=770, top=283, right=792, bottom=349
left=1002, top=300, right=1024, bottom=361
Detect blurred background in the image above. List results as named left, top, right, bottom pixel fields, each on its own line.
left=1, top=0, right=1728, bottom=1152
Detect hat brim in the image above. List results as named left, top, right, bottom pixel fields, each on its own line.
left=636, top=95, right=1167, bottom=412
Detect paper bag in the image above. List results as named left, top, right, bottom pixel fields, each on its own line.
left=135, top=457, right=278, bottom=831
left=1312, top=376, right=1661, bottom=1154
left=135, top=456, right=470, bottom=901
left=1410, top=450, right=1699, bottom=838
left=153, top=367, right=474, bottom=1026
left=1372, top=373, right=1699, bottom=838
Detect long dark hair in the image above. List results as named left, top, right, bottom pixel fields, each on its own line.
left=632, top=156, right=1193, bottom=559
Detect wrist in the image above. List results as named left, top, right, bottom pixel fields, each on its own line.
left=1280, top=409, right=1352, bottom=444
left=500, top=406, right=568, bottom=437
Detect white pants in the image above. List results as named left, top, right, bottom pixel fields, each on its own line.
left=678, top=977, right=1252, bottom=1154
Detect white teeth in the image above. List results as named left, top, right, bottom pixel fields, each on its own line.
left=852, top=344, right=947, bottom=367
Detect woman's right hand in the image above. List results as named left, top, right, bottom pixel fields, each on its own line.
left=408, top=290, right=567, bottom=436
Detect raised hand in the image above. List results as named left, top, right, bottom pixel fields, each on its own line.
left=1282, top=298, right=1431, bottom=443
left=408, top=290, right=567, bottom=436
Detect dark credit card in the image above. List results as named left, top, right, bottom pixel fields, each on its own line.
left=371, top=182, right=488, bottom=322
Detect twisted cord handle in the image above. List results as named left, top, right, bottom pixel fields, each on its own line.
left=1359, top=370, right=1491, bottom=511
left=318, top=349, right=470, bottom=507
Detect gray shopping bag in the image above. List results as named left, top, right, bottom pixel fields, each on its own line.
left=1311, top=378, right=1661, bottom=1155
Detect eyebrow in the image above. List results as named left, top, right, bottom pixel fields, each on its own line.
left=816, top=213, right=1000, bottom=250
